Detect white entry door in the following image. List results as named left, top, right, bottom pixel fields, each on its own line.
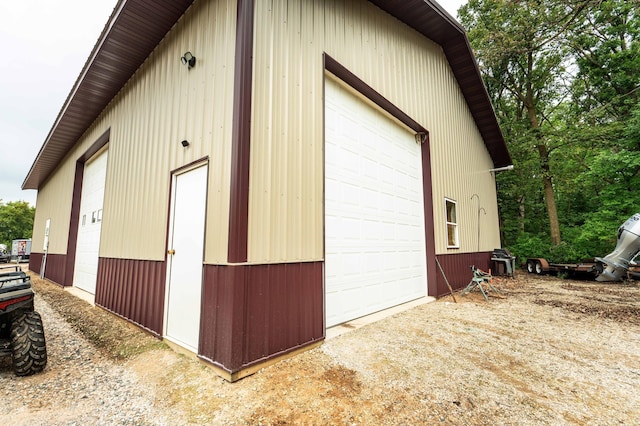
left=74, top=149, right=108, bottom=294
left=165, top=164, right=208, bottom=352
left=324, top=78, right=428, bottom=327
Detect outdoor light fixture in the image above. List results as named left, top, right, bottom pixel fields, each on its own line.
left=181, top=140, right=190, bottom=147
left=180, top=51, right=196, bottom=69
left=414, top=132, right=427, bottom=145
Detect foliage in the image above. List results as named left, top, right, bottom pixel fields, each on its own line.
left=461, top=0, right=640, bottom=263
left=0, top=200, right=35, bottom=249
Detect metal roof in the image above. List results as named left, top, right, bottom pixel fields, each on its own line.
left=22, top=0, right=196, bottom=190
left=23, top=0, right=510, bottom=190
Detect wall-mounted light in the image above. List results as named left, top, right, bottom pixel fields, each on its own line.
left=180, top=51, right=196, bottom=69
left=181, top=140, right=190, bottom=148
left=414, top=132, right=427, bottom=145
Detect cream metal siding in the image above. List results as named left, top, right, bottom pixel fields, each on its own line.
left=249, top=0, right=501, bottom=261
left=31, top=116, right=113, bottom=255
left=31, top=164, right=75, bottom=255
left=33, top=0, right=237, bottom=263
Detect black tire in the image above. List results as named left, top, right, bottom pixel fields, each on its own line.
left=10, top=311, right=47, bottom=376
left=526, top=260, right=535, bottom=274
left=535, top=261, right=543, bottom=275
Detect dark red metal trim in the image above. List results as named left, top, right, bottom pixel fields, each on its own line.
left=78, top=128, right=111, bottom=162
left=169, top=156, right=210, bottom=175
left=64, top=162, right=84, bottom=287
left=421, top=134, right=438, bottom=296
left=324, top=54, right=428, bottom=134
left=367, top=0, right=511, bottom=168
left=65, top=128, right=111, bottom=287
left=228, top=0, right=255, bottom=264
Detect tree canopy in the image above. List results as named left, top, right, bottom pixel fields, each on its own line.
left=459, top=0, right=640, bottom=263
left=0, top=200, right=35, bottom=249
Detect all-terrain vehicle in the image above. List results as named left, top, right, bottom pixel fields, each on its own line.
left=0, top=265, right=47, bottom=375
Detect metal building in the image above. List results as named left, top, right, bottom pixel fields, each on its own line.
left=23, top=0, right=511, bottom=380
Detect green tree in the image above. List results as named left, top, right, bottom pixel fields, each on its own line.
left=0, top=200, right=35, bottom=249
left=570, top=0, right=640, bottom=121
left=559, top=0, right=640, bottom=256
left=459, top=0, right=590, bottom=245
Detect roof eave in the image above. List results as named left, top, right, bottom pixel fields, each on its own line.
left=22, top=0, right=196, bottom=190
left=23, top=0, right=510, bottom=190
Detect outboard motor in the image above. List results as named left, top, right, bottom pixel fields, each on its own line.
left=596, top=213, right=640, bottom=281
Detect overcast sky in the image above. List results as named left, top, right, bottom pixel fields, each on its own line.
left=0, top=0, right=466, bottom=207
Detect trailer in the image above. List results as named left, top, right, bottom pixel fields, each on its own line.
left=11, top=239, right=31, bottom=263
left=525, top=257, right=599, bottom=277
left=526, top=212, right=640, bottom=281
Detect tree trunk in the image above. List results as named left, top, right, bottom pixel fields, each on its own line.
left=518, top=195, right=526, bottom=233
left=526, top=93, right=562, bottom=245
left=537, top=143, right=562, bottom=245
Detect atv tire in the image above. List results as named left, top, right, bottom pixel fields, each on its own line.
left=10, top=311, right=47, bottom=376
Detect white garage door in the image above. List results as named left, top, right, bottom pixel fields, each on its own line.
left=73, top=149, right=108, bottom=294
left=324, top=78, right=427, bottom=327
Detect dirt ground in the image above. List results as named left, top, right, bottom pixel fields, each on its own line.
left=3, top=271, right=640, bottom=425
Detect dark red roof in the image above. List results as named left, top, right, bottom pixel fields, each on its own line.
left=23, top=0, right=510, bottom=190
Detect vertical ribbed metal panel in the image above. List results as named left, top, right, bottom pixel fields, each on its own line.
left=31, top=115, right=112, bottom=258
left=243, top=262, right=324, bottom=364
left=435, top=252, right=492, bottom=297
left=101, top=0, right=236, bottom=263
left=31, top=0, right=233, bottom=264
left=249, top=0, right=501, bottom=261
left=95, top=257, right=166, bottom=335
left=200, top=261, right=324, bottom=373
left=28, top=253, right=67, bottom=286
left=31, top=161, right=76, bottom=255
left=37, top=0, right=239, bottom=264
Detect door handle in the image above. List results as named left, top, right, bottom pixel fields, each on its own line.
left=168, top=249, right=176, bottom=255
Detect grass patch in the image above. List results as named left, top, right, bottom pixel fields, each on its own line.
left=31, top=275, right=168, bottom=360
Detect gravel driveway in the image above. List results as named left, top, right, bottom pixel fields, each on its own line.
left=0, top=296, right=170, bottom=425
left=1, top=273, right=640, bottom=425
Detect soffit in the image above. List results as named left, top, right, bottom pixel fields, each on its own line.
left=22, top=0, right=196, bottom=189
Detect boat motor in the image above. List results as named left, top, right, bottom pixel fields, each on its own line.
left=595, top=213, right=640, bottom=281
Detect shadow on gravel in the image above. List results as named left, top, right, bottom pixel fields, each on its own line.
left=30, top=275, right=167, bottom=360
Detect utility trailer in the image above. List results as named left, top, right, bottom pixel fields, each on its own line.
left=525, top=258, right=599, bottom=278
left=526, top=213, right=640, bottom=281
left=11, top=239, right=32, bottom=263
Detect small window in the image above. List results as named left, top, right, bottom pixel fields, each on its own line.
left=96, top=209, right=103, bottom=222
left=92, top=211, right=97, bottom=223
left=445, top=198, right=459, bottom=248
left=82, top=215, right=86, bottom=226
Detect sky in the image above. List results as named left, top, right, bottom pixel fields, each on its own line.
left=0, top=0, right=467, bottom=207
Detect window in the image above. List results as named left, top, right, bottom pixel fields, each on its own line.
left=445, top=198, right=459, bottom=248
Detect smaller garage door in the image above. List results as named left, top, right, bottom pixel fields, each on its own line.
left=73, top=149, right=108, bottom=294
left=324, top=78, right=428, bottom=327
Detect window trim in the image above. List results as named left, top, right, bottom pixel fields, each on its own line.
left=445, top=197, right=459, bottom=249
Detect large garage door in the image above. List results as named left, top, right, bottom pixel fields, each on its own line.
left=324, top=78, right=427, bottom=327
left=73, top=149, right=108, bottom=294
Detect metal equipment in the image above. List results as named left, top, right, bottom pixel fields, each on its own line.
left=462, top=266, right=501, bottom=301
left=595, top=213, right=640, bottom=281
